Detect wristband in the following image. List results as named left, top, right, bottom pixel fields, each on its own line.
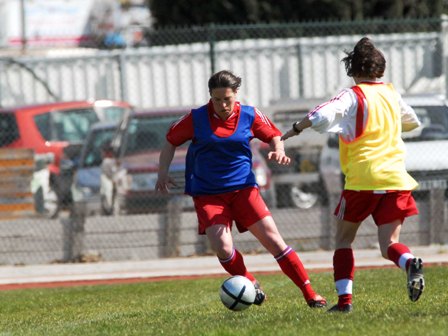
left=292, top=122, right=302, bottom=134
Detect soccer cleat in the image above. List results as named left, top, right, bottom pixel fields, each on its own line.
left=407, top=257, right=425, bottom=302
left=253, top=281, right=266, bottom=305
left=307, top=295, right=327, bottom=308
left=327, top=303, right=353, bottom=313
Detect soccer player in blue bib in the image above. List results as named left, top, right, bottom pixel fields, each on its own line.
left=157, top=70, right=326, bottom=308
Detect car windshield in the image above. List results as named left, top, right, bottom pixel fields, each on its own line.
left=81, top=127, right=116, bottom=168
left=124, top=115, right=181, bottom=155
left=34, top=108, right=99, bottom=142
left=95, top=106, right=130, bottom=123
left=403, top=105, right=448, bottom=141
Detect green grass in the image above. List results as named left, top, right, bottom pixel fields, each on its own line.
left=0, top=266, right=447, bottom=336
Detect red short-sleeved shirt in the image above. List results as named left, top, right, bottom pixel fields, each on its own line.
left=166, top=100, right=281, bottom=145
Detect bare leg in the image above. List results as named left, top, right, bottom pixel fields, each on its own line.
left=379, top=220, right=424, bottom=302
left=205, top=224, right=234, bottom=259
left=206, top=224, right=256, bottom=282
left=377, top=220, right=402, bottom=259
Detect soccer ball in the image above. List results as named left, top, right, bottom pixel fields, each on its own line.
left=219, top=275, right=256, bottom=311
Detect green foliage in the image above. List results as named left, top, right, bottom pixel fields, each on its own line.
left=145, top=17, right=442, bottom=47
left=0, top=266, right=447, bottom=335
left=148, top=0, right=446, bottom=27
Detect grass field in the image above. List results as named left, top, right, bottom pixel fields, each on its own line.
left=0, top=266, right=447, bottom=336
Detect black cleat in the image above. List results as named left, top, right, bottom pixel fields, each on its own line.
left=407, top=258, right=425, bottom=302
left=307, top=295, right=327, bottom=308
left=253, top=281, right=266, bottom=305
left=327, top=303, right=353, bottom=313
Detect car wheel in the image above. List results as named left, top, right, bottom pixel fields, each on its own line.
left=290, top=185, right=319, bottom=209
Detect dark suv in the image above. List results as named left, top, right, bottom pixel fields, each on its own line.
left=100, top=107, right=273, bottom=215
left=0, top=100, right=131, bottom=218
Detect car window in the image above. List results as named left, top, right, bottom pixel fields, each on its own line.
left=96, top=106, right=130, bottom=123
left=0, top=113, right=19, bottom=146
left=82, top=128, right=116, bottom=168
left=34, top=108, right=99, bottom=142
left=403, top=106, right=448, bottom=141
left=34, top=113, right=51, bottom=140
left=124, top=115, right=180, bottom=155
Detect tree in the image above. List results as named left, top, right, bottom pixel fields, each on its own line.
left=148, top=0, right=446, bottom=28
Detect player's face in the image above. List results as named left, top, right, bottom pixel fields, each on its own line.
left=210, top=87, right=237, bottom=120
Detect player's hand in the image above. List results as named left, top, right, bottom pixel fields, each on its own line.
left=267, top=149, right=291, bottom=165
left=280, top=129, right=298, bottom=141
left=155, top=175, right=177, bottom=193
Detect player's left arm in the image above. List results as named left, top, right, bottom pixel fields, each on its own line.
left=252, top=108, right=291, bottom=165
left=267, top=135, right=291, bottom=165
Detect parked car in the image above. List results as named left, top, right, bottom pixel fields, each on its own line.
left=71, top=121, right=118, bottom=216
left=100, top=107, right=274, bottom=215
left=0, top=100, right=131, bottom=218
left=319, top=93, right=448, bottom=199
left=262, top=98, right=328, bottom=209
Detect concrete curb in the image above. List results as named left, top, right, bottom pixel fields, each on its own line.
left=0, top=245, right=446, bottom=286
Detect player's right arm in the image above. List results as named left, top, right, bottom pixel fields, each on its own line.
left=156, top=142, right=177, bottom=193
left=281, top=89, right=353, bottom=141
left=156, top=111, right=194, bottom=193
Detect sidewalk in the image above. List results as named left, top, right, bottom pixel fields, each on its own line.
left=0, top=245, right=446, bottom=288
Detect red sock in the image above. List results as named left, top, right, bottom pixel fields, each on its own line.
left=333, top=248, right=354, bottom=307
left=219, top=249, right=256, bottom=283
left=275, top=246, right=316, bottom=302
left=387, top=243, right=414, bottom=271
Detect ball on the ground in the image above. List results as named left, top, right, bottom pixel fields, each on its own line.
left=219, top=275, right=256, bottom=311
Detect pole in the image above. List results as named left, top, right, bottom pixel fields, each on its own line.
left=208, top=23, right=216, bottom=76
left=20, top=0, right=27, bottom=54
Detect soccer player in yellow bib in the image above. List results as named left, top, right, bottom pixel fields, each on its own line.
left=281, top=37, right=424, bottom=313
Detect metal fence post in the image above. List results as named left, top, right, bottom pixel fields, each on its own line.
left=441, top=14, right=448, bottom=98
left=163, top=196, right=183, bottom=257
left=61, top=206, right=86, bottom=262
left=207, top=23, right=216, bottom=76
left=320, top=193, right=337, bottom=251
left=116, top=52, right=128, bottom=102
left=428, top=188, right=445, bottom=244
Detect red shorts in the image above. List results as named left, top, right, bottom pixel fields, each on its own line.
left=193, top=186, right=271, bottom=235
left=334, top=190, right=419, bottom=225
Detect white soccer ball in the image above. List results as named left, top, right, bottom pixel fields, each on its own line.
left=219, top=275, right=256, bottom=311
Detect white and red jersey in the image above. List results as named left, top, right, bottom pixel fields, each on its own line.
left=307, top=80, right=420, bottom=141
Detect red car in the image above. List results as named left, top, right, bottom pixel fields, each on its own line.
left=0, top=100, right=132, bottom=218
left=100, top=107, right=273, bottom=215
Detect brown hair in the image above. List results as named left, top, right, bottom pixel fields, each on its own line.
left=208, top=70, right=242, bottom=93
left=342, top=37, right=386, bottom=79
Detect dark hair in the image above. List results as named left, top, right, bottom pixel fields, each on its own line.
left=342, top=37, right=386, bottom=79
left=208, top=70, right=242, bottom=93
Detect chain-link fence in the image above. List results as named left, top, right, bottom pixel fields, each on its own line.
left=0, top=18, right=447, bottom=265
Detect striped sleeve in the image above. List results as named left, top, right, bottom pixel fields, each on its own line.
left=166, top=111, right=194, bottom=146
left=307, top=88, right=358, bottom=136
left=252, top=107, right=282, bottom=142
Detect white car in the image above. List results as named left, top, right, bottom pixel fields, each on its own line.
left=262, top=98, right=328, bottom=209
left=320, top=94, right=448, bottom=198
